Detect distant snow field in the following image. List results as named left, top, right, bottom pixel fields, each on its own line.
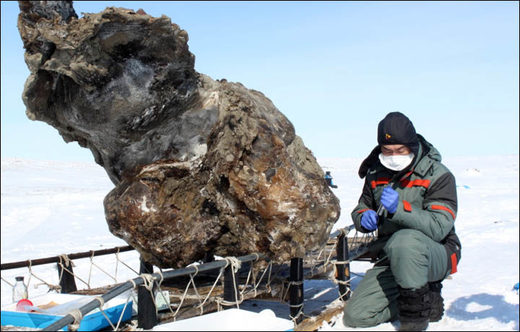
left=1, top=155, right=518, bottom=330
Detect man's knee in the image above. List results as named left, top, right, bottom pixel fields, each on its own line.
left=343, top=299, right=396, bottom=328
left=343, top=300, right=374, bottom=328
left=385, top=229, right=427, bottom=258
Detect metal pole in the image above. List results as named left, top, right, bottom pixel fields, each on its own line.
left=1, top=246, right=134, bottom=270
left=57, top=258, right=77, bottom=293
left=289, top=257, right=304, bottom=323
left=328, top=224, right=356, bottom=239
left=335, top=232, right=351, bottom=301
left=138, top=258, right=158, bottom=329
left=43, top=281, right=136, bottom=331
left=223, top=264, right=238, bottom=307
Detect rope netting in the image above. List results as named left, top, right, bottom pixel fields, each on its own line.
left=1, top=249, right=141, bottom=331
left=1, top=225, right=378, bottom=330
left=1, top=249, right=141, bottom=297
left=308, top=225, right=378, bottom=276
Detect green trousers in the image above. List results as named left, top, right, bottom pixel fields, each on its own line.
left=343, top=229, right=449, bottom=328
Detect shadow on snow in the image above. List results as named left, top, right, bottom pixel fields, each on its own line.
left=447, top=293, right=519, bottom=330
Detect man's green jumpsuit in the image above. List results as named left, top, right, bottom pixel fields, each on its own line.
left=343, top=134, right=462, bottom=327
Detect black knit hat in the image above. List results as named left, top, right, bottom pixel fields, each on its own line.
left=377, top=112, right=419, bottom=154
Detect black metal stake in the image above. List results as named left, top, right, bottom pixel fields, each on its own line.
left=289, top=257, right=304, bottom=324
left=223, top=264, right=238, bottom=308
left=137, top=258, right=158, bottom=329
left=336, top=233, right=351, bottom=301
left=57, top=258, right=77, bottom=293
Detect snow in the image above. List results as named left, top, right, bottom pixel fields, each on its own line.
left=1, top=155, right=519, bottom=330
left=152, top=308, right=294, bottom=331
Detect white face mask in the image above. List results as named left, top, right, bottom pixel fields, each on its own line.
left=379, top=153, right=415, bottom=171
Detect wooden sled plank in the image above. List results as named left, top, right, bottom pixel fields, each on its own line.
left=294, top=299, right=345, bottom=331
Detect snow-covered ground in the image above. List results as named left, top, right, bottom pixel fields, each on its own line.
left=1, top=155, right=518, bottom=330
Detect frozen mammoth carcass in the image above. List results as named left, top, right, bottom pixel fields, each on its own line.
left=17, top=2, right=340, bottom=268
left=104, top=77, right=341, bottom=268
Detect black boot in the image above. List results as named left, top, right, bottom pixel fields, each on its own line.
left=429, top=281, right=444, bottom=322
left=398, top=284, right=431, bottom=331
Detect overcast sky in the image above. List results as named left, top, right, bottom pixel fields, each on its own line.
left=1, top=1, right=518, bottom=162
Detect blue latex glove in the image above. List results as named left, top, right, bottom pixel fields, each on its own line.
left=381, top=187, right=399, bottom=214
left=361, top=210, right=378, bottom=231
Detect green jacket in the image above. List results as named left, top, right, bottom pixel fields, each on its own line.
left=352, top=135, right=461, bottom=263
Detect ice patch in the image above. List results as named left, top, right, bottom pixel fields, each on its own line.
left=140, top=195, right=156, bottom=213
left=191, top=143, right=207, bottom=158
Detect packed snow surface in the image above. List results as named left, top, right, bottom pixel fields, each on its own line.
left=1, top=155, right=518, bottom=330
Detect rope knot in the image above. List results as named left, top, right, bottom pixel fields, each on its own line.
left=60, top=254, right=74, bottom=267
left=94, top=296, right=105, bottom=309
left=68, top=308, right=83, bottom=331
left=140, top=273, right=155, bottom=291
left=224, top=256, right=241, bottom=272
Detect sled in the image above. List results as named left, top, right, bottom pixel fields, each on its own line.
left=0, top=293, right=132, bottom=331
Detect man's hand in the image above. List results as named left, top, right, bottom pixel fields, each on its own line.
left=361, top=210, right=378, bottom=231
left=381, top=187, right=399, bottom=214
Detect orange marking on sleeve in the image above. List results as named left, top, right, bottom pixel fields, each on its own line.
left=431, top=205, right=456, bottom=219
